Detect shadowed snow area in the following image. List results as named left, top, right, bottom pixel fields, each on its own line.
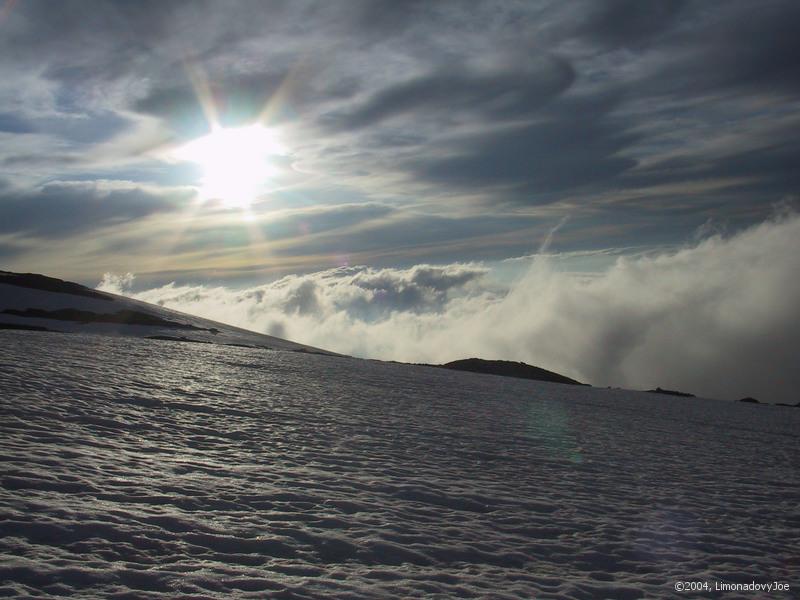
left=1, top=331, right=798, bottom=598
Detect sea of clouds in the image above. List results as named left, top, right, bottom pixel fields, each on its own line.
left=99, top=212, right=800, bottom=404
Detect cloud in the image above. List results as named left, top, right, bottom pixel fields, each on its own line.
left=407, top=94, right=638, bottom=201
left=116, top=261, right=489, bottom=321
left=0, top=180, right=192, bottom=238
left=97, top=272, right=135, bottom=293
left=574, top=0, right=688, bottom=49
left=156, top=202, right=395, bottom=256
left=326, top=56, right=575, bottom=131
left=643, top=1, right=800, bottom=96
left=106, top=213, right=800, bottom=404
left=0, top=112, right=35, bottom=134
left=133, top=70, right=295, bottom=135
left=627, top=126, right=800, bottom=201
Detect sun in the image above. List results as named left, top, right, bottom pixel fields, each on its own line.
left=174, top=125, right=283, bottom=208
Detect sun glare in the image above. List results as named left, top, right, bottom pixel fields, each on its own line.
left=175, top=125, right=283, bottom=208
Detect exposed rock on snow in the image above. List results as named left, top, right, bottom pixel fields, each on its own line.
left=439, top=358, right=583, bottom=386
left=2, top=307, right=210, bottom=330
left=0, top=322, right=57, bottom=332
left=646, top=387, right=696, bottom=398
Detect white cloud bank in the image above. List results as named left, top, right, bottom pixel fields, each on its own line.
left=99, top=213, right=800, bottom=403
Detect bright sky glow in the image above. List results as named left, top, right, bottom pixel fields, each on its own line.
left=174, top=125, right=284, bottom=208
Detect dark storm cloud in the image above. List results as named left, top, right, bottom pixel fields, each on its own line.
left=641, top=1, right=800, bottom=96
left=10, top=0, right=180, bottom=46
left=0, top=182, right=191, bottom=238
left=408, top=96, right=638, bottom=201
left=353, top=0, right=428, bottom=34
left=0, top=113, right=34, bottom=134
left=627, top=135, right=800, bottom=195
left=2, top=155, right=81, bottom=168
left=574, top=0, right=688, bottom=49
left=4, top=0, right=187, bottom=86
left=706, top=141, right=800, bottom=193
left=133, top=70, right=293, bottom=134
left=34, top=112, right=132, bottom=145
left=327, top=56, right=575, bottom=130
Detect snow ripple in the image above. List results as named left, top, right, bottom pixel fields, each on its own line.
left=1, top=331, right=798, bottom=598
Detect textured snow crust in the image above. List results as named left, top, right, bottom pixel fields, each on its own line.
left=1, top=331, right=798, bottom=598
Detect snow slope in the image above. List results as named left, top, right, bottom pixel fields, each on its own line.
left=1, top=330, right=798, bottom=598
left=0, top=273, right=336, bottom=355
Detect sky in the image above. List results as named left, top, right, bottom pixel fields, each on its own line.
left=2, top=0, right=800, bottom=401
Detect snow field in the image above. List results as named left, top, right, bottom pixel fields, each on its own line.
left=1, top=332, right=798, bottom=598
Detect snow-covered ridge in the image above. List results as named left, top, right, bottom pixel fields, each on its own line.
left=0, top=270, right=337, bottom=355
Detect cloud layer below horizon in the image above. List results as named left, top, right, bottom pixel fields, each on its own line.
left=99, top=212, right=800, bottom=404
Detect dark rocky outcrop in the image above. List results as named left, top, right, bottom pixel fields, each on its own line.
left=0, top=322, right=58, bottom=332
left=0, top=271, right=112, bottom=301
left=439, top=358, right=583, bottom=386
left=2, top=308, right=206, bottom=330
left=646, top=387, right=695, bottom=398
left=739, top=397, right=760, bottom=404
